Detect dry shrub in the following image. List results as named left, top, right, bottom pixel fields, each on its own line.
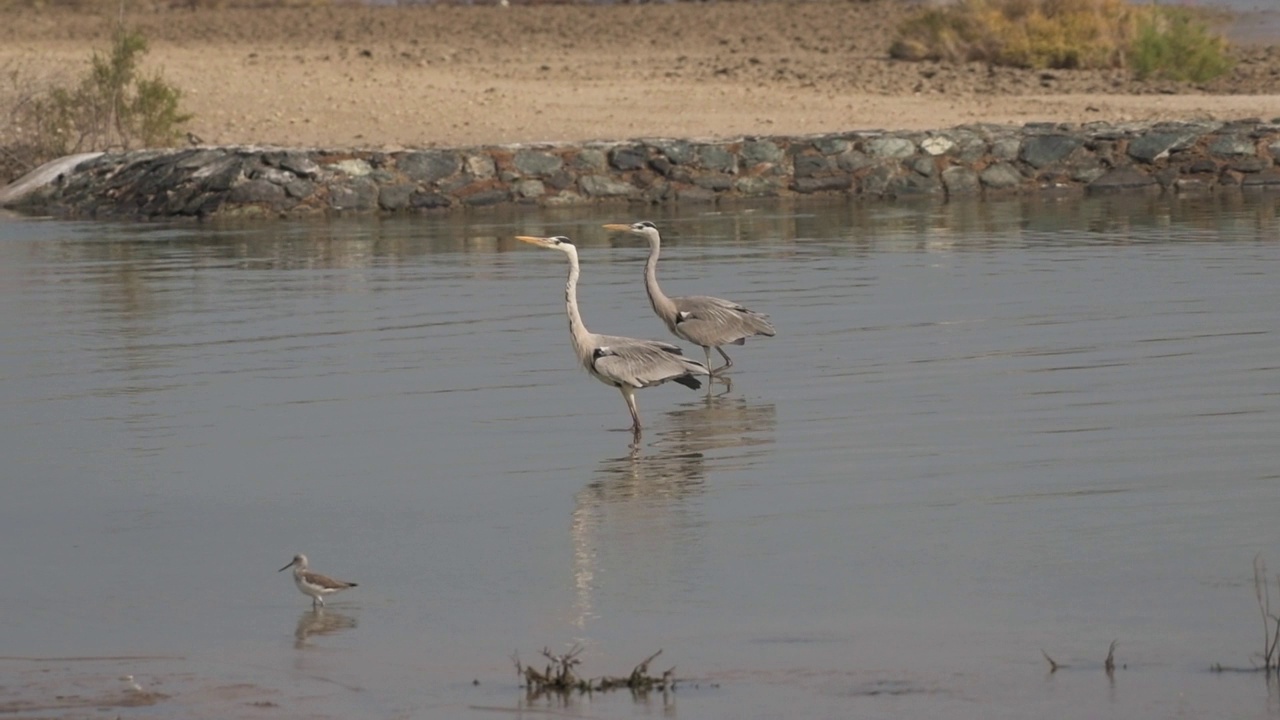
left=891, top=0, right=1232, bottom=80
left=1, top=26, right=191, bottom=183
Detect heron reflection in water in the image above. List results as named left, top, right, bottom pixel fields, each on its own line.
left=570, top=394, right=776, bottom=631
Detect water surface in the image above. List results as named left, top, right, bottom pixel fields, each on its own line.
left=1, top=193, right=1279, bottom=719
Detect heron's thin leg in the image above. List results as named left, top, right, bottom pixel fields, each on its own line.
left=621, top=386, right=643, bottom=434
left=716, top=346, right=734, bottom=369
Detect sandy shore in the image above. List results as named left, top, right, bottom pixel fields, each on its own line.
left=2, top=1, right=1279, bottom=155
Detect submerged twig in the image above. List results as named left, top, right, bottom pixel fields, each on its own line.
left=1041, top=649, right=1060, bottom=673
left=1104, top=640, right=1118, bottom=676
left=1212, top=554, right=1280, bottom=673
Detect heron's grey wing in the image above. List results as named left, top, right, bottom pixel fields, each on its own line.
left=591, top=336, right=706, bottom=388
left=672, top=295, right=776, bottom=345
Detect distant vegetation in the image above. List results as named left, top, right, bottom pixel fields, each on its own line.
left=2, top=26, right=191, bottom=182
left=890, top=0, right=1234, bottom=82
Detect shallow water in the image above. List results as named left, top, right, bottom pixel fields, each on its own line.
left=1, top=193, right=1279, bottom=719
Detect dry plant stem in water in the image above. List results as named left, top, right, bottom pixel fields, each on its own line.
left=1211, top=554, right=1280, bottom=673
left=512, top=646, right=676, bottom=697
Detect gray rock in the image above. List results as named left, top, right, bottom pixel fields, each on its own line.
left=465, top=154, right=496, bottom=180
left=192, top=157, right=244, bottom=192
left=1087, top=168, right=1157, bottom=190
left=284, top=180, right=314, bottom=199
left=398, top=151, right=460, bottom=184
left=741, top=140, right=784, bottom=166
left=572, top=149, right=608, bottom=171
left=609, top=146, right=648, bottom=171
left=513, top=151, right=563, bottom=177
left=1020, top=134, right=1082, bottom=169
left=1209, top=135, right=1255, bottom=157
left=579, top=175, right=635, bottom=197
left=860, top=165, right=897, bottom=196
left=792, top=175, right=852, bottom=193
left=641, top=180, right=673, bottom=203
left=1269, top=140, right=1280, bottom=161
left=462, top=189, right=509, bottom=206
left=378, top=183, right=415, bottom=210
left=1127, top=132, right=1197, bottom=163
left=952, top=131, right=989, bottom=163
left=544, top=170, right=575, bottom=190
left=277, top=152, right=320, bottom=178
left=921, top=136, right=955, bottom=156
left=693, top=174, right=733, bottom=191
left=907, top=156, right=936, bottom=177
left=650, top=156, right=691, bottom=181
left=410, top=191, right=451, bottom=209
left=886, top=172, right=942, bottom=195
left=647, top=140, right=694, bottom=165
left=514, top=179, right=546, bottom=198
left=1186, top=158, right=1219, bottom=174
left=941, top=166, right=980, bottom=195
left=794, top=154, right=834, bottom=179
left=329, top=178, right=379, bottom=210
left=980, top=163, right=1024, bottom=189
left=696, top=145, right=737, bottom=173
left=836, top=149, right=873, bottom=172
left=1069, top=163, right=1107, bottom=183
left=734, top=177, right=781, bottom=196
left=228, top=178, right=286, bottom=205
left=812, top=136, right=852, bottom=155
left=991, top=136, right=1022, bottom=161
left=330, top=159, right=372, bottom=177
left=866, top=136, right=916, bottom=159
left=176, top=149, right=226, bottom=170
left=253, top=166, right=296, bottom=185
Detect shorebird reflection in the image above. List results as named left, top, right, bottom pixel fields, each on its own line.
left=293, top=607, right=357, bottom=649
left=570, top=394, right=776, bottom=631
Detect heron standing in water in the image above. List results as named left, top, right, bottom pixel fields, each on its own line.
left=515, top=235, right=710, bottom=436
left=603, top=221, right=775, bottom=375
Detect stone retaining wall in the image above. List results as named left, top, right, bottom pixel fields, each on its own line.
left=6, top=120, right=1280, bottom=218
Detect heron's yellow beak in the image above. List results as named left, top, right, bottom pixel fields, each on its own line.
left=602, top=224, right=631, bottom=232
left=515, top=235, right=548, bottom=246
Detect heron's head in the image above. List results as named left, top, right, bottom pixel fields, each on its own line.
left=603, top=221, right=660, bottom=242
left=279, top=553, right=307, bottom=572
left=516, top=235, right=577, bottom=257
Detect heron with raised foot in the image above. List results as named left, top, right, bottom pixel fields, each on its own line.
left=515, top=234, right=710, bottom=436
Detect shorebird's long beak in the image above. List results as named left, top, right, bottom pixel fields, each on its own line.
left=278, top=559, right=296, bottom=572
left=602, top=224, right=631, bottom=232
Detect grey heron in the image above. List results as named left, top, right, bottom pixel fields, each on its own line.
left=515, top=235, right=710, bottom=435
left=278, top=554, right=357, bottom=608
left=603, top=221, right=775, bottom=374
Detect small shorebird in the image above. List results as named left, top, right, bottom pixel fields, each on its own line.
left=278, top=553, right=358, bottom=607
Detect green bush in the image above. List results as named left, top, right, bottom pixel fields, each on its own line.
left=33, top=27, right=192, bottom=156
left=1129, top=8, right=1234, bottom=82
left=1, top=25, right=192, bottom=183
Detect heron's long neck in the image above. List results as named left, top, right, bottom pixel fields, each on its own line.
left=643, top=237, right=678, bottom=322
left=564, top=253, right=593, bottom=362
